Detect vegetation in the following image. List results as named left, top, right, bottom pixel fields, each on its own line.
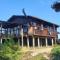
left=0, top=39, right=22, bottom=60
left=29, top=54, right=46, bottom=60
left=51, top=45, right=60, bottom=60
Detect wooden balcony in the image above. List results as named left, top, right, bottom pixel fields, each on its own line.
left=50, top=32, right=57, bottom=37
left=34, top=28, right=49, bottom=36
left=28, top=26, right=49, bottom=36
left=28, top=26, right=57, bottom=37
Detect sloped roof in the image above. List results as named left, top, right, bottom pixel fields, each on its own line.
left=8, top=15, right=59, bottom=27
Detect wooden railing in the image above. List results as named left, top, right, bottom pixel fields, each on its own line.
left=50, top=32, right=57, bottom=37
left=28, top=26, right=57, bottom=37
left=34, top=28, right=49, bottom=36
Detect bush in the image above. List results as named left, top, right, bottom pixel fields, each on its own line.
left=0, top=39, right=21, bottom=60
left=51, top=46, right=60, bottom=60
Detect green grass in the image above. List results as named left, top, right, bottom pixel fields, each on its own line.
left=29, top=54, right=47, bottom=60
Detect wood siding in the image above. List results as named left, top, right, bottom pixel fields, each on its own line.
left=28, top=26, right=57, bottom=38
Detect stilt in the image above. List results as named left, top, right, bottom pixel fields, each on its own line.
left=0, top=23, right=2, bottom=44
left=27, top=37, right=29, bottom=47
left=45, top=38, right=48, bottom=47
left=40, top=39, right=42, bottom=47
left=38, top=37, right=40, bottom=47
left=55, top=38, right=56, bottom=45
left=21, top=34, right=23, bottom=47
left=33, top=36, right=35, bottom=47
left=52, top=38, right=53, bottom=46
left=21, top=26, right=23, bottom=47
left=0, top=38, right=2, bottom=44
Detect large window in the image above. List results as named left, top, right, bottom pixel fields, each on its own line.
left=23, top=24, right=28, bottom=33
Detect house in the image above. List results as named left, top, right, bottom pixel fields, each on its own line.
left=0, top=15, right=59, bottom=47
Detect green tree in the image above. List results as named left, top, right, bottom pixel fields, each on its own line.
left=0, top=39, right=21, bottom=60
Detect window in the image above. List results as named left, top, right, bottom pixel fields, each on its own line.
left=23, top=25, right=28, bottom=33
left=41, top=24, right=43, bottom=30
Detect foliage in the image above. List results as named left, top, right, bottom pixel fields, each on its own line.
left=0, top=38, right=22, bottom=60
left=51, top=46, right=60, bottom=60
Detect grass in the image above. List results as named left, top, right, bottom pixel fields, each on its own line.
left=29, top=54, right=47, bottom=60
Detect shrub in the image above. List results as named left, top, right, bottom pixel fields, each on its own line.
left=51, top=46, right=60, bottom=60
left=0, top=38, right=21, bottom=60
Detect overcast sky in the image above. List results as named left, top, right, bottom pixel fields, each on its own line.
left=0, top=0, right=60, bottom=38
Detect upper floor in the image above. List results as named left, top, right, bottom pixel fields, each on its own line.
left=0, top=15, right=59, bottom=38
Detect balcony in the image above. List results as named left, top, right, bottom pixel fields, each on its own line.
left=34, top=28, right=49, bottom=36
left=28, top=26, right=57, bottom=37
left=28, top=26, right=49, bottom=36
left=50, top=32, right=57, bottom=37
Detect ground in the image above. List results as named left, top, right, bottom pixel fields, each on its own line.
left=20, top=46, right=53, bottom=60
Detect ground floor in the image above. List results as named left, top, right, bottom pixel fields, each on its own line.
left=0, top=36, right=57, bottom=47
left=14, top=36, right=56, bottom=47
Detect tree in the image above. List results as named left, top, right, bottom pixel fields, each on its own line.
left=52, top=1, right=60, bottom=12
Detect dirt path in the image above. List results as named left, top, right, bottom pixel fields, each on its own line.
left=21, top=47, right=53, bottom=60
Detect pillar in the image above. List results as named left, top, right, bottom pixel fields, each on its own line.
left=45, top=38, right=48, bottom=47
left=27, top=37, right=29, bottom=47
left=33, top=36, right=35, bottom=47
left=0, top=23, right=2, bottom=44
left=40, top=39, right=42, bottom=47
left=21, top=26, right=23, bottom=47
left=38, top=37, right=40, bottom=47
left=0, top=38, right=2, bottom=44
left=21, top=33, right=23, bottom=47
left=52, top=38, right=54, bottom=46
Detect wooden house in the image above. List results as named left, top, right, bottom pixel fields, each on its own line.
left=0, top=15, right=59, bottom=47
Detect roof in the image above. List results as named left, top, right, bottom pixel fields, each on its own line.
left=8, top=15, right=59, bottom=27
left=0, top=20, right=19, bottom=28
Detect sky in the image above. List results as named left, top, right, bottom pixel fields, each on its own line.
left=0, top=0, right=60, bottom=38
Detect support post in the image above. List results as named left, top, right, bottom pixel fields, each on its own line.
left=0, top=23, right=2, bottom=44
left=33, top=36, right=35, bottom=47
left=52, top=38, right=54, bottom=46
left=0, top=39, right=2, bottom=44
left=21, top=25, right=24, bottom=47
left=40, top=39, right=42, bottom=47
left=18, top=39, right=20, bottom=45
left=46, top=37, right=48, bottom=47
left=21, top=28, right=23, bottom=47
left=27, top=37, right=29, bottom=48
left=38, top=37, right=40, bottom=47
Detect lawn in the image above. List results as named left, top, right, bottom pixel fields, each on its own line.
left=29, top=54, right=47, bottom=60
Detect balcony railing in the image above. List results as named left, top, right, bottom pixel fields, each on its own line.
left=28, top=26, right=57, bottom=37
left=34, top=28, right=49, bottom=36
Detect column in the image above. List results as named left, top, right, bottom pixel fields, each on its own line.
left=27, top=37, right=29, bottom=47
left=22, top=36, right=23, bottom=47
left=0, top=23, right=2, bottom=44
left=21, top=26, right=23, bottom=47
left=40, top=39, right=42, bottom=47
left=38, top=37, right=40, bottom=47
left=52, top=38, right=54, bottom=46
left=33, top=36, right=35, bottom=47
left=45, top=38, right=48, bottom=47
left=0, top=39, right=2, bottom=44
